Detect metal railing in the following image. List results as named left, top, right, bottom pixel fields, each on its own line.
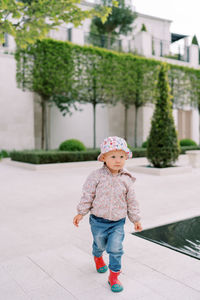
left=152, top=37, right=190, bottom=62
left=84, top=32, right=122, bottom=52
left=84, top=32, right=191, bottom=63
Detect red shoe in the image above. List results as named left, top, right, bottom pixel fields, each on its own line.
left=108, top=269, right=123, bottom=292
left=94, top=256, right=108, bottom=273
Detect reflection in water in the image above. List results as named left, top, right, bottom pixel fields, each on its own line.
left=133, top=216, right=200, bottom=259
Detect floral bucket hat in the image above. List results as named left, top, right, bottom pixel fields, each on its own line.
left=98, top=136, right=132, bottom=162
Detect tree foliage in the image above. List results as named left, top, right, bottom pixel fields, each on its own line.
left=116, top=54, right=159, bottom=145
left=59, top=46, right=119, bottom=148
left=189, top=70, right=200, bottom=144
left=0, top=0, right=118, bottom=47
left=147, top=64, right=180, bottom=168
left=16, top=39, right=200, bottom=150
left=15, top=39, right=77, bottom=149
left=168, top=66, right=191, bottom=108
left=90, top=0, right=136, bottom=48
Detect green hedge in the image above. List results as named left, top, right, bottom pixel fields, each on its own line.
left=10, top=146, right=200, bottom=164
left=131, top=148, right=147, bottom=158
left=10, top=150, right=101, bottom=164
left=180, top=146, right=200, bottom=154
left=132, top=146, right=200, bottom=157
left=59, top=139, right=86, bottom=151
left=179, top=139, right=197, bottom=146
left=0, top=150, right=9, bottom=159
left=10, top=148, right=147, bottom=164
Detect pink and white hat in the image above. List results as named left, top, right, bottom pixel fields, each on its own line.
left=98, top=136, right=132, bottom=162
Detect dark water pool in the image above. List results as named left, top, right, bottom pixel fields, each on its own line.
left=133, top=216, right=200, bottom=260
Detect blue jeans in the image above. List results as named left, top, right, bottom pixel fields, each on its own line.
left=89, top=214, right=125, bottom=272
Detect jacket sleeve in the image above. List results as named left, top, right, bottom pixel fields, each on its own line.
left=126, top=180, right=141, bottom=223
left=77, top=171, right=99, bottom=216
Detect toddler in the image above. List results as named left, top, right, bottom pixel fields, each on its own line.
left=73, top=136, right=142, bottom=293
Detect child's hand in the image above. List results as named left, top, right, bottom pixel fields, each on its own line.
left=134, top=221, right=143, bottom=232
left=73, top=214, right=83, bottom=227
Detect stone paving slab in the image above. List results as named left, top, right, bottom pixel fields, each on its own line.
left=0, top=158, right=200, bottom=299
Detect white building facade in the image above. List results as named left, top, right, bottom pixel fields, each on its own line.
left=0, top=1, right=199, bottom=150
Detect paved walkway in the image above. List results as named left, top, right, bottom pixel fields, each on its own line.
left=0, top=156, right=200, bottom=300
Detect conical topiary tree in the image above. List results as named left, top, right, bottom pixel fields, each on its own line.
left=141, top=23, right=147, bottom=32
left=147, top=63, right=180, bottom=168
left=192, top=35, right=199, bottom=46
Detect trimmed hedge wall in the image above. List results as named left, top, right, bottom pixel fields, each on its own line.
left=9, top=146, right=200, bottom=164
left=10, top=150, right=100, bottom=164
left=10, top=148, right=147, bottom=164
left=131, top=148, right=147, bottom=158
left=180, top=146, right=200, bottom=154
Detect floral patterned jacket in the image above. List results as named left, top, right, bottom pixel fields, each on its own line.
left=77, top=164, right=141, bottom=223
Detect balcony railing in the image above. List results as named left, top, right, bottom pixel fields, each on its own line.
left=84, top=32, right=191, bottom=63
left=84, top=32, right=122, bottom=52
left=152, top=37, right=190, bottom=63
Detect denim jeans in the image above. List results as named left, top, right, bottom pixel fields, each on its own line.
left=89, top=214, right=125, bottom=272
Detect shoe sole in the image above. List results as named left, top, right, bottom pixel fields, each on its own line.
left=108, top=281, right=123, bottom=292
left=97, top=266, right=108, bottom=273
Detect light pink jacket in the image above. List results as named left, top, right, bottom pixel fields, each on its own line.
left=77, top=164, right=141, bottom=223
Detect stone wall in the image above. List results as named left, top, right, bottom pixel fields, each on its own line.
left=0, top=54, right=34, bottom=150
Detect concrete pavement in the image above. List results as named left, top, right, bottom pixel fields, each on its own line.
left=0, top=156, right=200, bottom=299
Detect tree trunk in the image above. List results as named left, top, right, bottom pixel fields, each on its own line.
left=93, top=102, right=96, bottom=149
left=134, top=106, right=139, bottom=147
left=92, top=75, right=97, bottom=149
left=45, top=101, right=49, bottom=151
left=41, top=97, right=49, bottom=150
left=124, top=105, right=128, bottom=141
left=199, top=108, right=200, bottom=146
left=41, top=100, right=45, bottom=150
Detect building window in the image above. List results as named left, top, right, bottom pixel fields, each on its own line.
left=160, top=40, right=163, bottom=56
left=67, top=28, right=72, bottom=42
left=152, top=37, right=155, bottom=55
left=187, top=46, right=190, bottom=63
left=2, top=33, right=8, bottom=47
left=118, top=39, right=122, bottom=51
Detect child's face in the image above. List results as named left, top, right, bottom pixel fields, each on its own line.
left=102, top=150, right=127, bottom=174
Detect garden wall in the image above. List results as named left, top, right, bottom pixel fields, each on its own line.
left=49, top=101, right=146, bottom=149
left=0, top=53, right=34, bottom=150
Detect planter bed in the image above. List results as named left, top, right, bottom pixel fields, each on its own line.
left=3, top=158, right=99, bottom=171
left=128, top=165, right=192, bottom=176
left=186, top=150, right=200, bottom=168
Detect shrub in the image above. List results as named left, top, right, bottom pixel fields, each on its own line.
left=141, top=140, right=148, bottom=148
left=59, top=139, right=86, bottom=151
left=179, top=139, right=197, bottom=146
left=127, top=143, right=132, bottom=150
left=141, top=23, right=147, bottom=32
left=0, top=150, right=9, bottom=158
left=147, top=64, right=180, bottom=168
